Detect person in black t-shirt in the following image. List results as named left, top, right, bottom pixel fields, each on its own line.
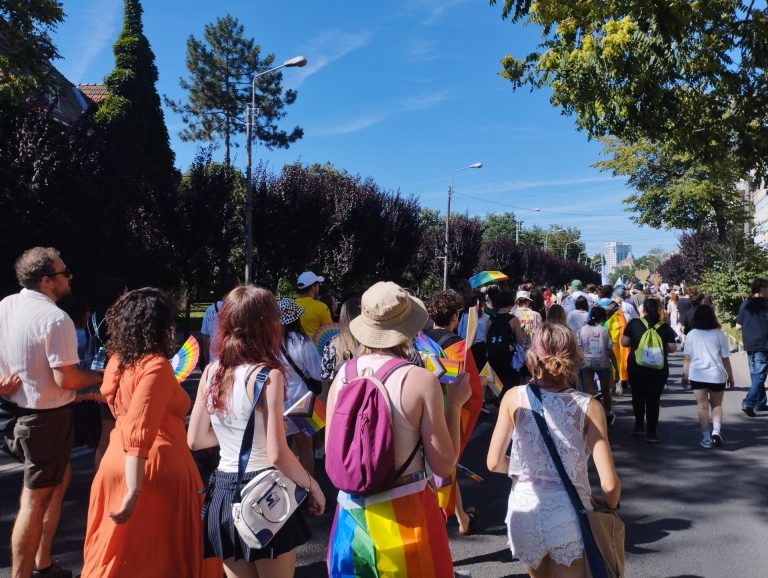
left=621, top=297, right=678, bottom=443
left=736, top=278, right=768, bottom=415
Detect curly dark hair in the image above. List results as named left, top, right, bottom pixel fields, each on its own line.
left=106, top=288, right=177, bottom=373
left=15, top=247, right=60, bottom=289
left=427, top=291, right=460, bottom=327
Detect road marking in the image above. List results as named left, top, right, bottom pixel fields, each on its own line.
left=0, top=447, right=91, bottom=475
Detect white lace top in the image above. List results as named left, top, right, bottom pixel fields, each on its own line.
left=508, top=385, right=593, bottom=504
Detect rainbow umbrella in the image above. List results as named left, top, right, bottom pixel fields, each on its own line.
left=469, top=270, right=509, bottom=288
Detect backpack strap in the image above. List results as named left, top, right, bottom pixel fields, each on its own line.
left=234, top=365, right=272, bottom=502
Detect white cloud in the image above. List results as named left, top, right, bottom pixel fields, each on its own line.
left=311, top=112, right=389, bottom=137
left=65, top=0, right=121, bottom=82
left=415, top=0, right=473, bottom=25
left=286, top=30, right=373, bottom=89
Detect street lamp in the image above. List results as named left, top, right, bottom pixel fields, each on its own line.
left=544, top=228, right=564, bottom=250
left=578, top=251, right=587, bottom=264
left=444, top=162, right=482, bottom=290
left=245, top=55, right=308, bottom=284
left=563, top=241, right=578, bottom=259
left=515, top=208, right=541, bottom=244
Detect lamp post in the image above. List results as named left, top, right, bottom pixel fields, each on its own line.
left=578, top=251, right=587, bottom=264
left=515, top=208, right=540, bottom=244
left=544, top=228, right=564, bottom=250
left=444, top=162, right=482, bottom=290
left=563, top=241, right=578, bottom=260
left=245, top=56, right=307, bottom=284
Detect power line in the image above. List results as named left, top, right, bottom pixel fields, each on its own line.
left=452, top=191, right=627, bottom=218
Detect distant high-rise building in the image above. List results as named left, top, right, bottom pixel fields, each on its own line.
left=604, top=242, right=632, bottom=275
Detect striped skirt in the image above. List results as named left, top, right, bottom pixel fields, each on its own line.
left=327, top=480, right=453, bottom=577
left=202, top=469, right=312, bottom=562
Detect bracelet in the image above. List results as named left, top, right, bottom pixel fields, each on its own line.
left=306, top=471, right=313, bottom=493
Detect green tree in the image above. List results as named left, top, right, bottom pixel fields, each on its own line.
left=492, top=0, right=768, bottom=179
left=481, top=211, right=517, bottom=244
left=95, top=0, right=179, bottom=286
left=167, top=14, right=302, bottom=169
left=609, top=265, right=635, bottom=286
left=0, top=0, right=64, bottom=106
left=594, top=137, right=747, bottom=240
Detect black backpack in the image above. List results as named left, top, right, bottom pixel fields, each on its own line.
left=487, top=312, right=515, bottom=368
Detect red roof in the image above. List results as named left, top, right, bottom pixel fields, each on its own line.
left=77, top=83, right=108, bottom=105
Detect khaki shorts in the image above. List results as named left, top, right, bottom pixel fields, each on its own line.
left=5, top=405, right=74, bottom=489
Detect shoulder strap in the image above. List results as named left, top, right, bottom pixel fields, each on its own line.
left=526, top=384, right=608, bottom=578
left=234, top=366, right=272, bottom=500
left=282, top=343, right=310, bottom=383
left=436, top=330, right=455, bottom=348
left=639, top=317, right=649, bottom=330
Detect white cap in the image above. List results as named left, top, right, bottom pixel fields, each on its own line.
left=297, top=271, right=325, bottom=290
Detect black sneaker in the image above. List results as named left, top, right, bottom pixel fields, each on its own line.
left=757, top=405, right=768, bottom=412
left=645, top=434, right=660, bottom=444
left=742, top=406, right=757, bottom=417
left=32, top=563, right=72, bottom=578
left=606, top=412, right=616, bottom=426
left=712, top=432, right=723, bottom=447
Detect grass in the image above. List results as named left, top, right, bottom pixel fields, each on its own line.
left=176, top=302, right=212, bottom=333
left=721, top=323, right=743, bottom=351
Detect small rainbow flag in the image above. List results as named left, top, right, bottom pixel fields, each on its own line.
left=487, top=368, right=504, bottom=398
left=422, top=353, right=446, bottom=381
left=439, top=358, right=462, bottom=385
left=464, top=306, right=478, bottom=356
left=414, top=332, right=443, bottom=358
left=286, top=395, right=326, bottom=436
left=457, top=463, right=484, bottom=483
left=312, top=323, right=341, bottom=356
left=479, top=362, right=492, bottom=378
left=328, top=484, right=454, bottom=577
left=171, top=335, right=199, bottom=383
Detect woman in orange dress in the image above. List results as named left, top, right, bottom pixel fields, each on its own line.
left=81, top=288, right=221, bottom=578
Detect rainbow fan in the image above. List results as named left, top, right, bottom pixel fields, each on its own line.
left=457, top=463, right=484, bottom=483
left=171, top=335, right=199, bottom=383
left=312, top=323, right=341, bottom=356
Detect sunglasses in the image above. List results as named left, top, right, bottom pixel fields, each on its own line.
left=47, top=268, right=73, bottom=279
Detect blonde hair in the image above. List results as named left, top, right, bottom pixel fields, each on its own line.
left=335, top=298, right=361, bottom=365
left=359, top=343, right=412, bottom=360
left=525, top=323, right=581, bottom=388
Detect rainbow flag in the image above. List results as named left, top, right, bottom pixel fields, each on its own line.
left=439, top=358, right=462, bottom=385
left=464, top=306, right=478, bottom=356
left=328, top=482, right=453, bottom=578
left=488, top=368, right=504, bottom=398
left=171, top=335, right=199, bottom=383
left=603, top=305, right=628, bottom=382
left=286, top=396, right=326, bottom=436
left=457, top=463, right=484, bottom=483
left=436, top=341, right=483, bottom=516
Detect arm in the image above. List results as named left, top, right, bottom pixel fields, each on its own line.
left=585, top=399, right=621, bottom=509
left=109, top=455, right=146, bottom=524
left=620, top=335, right=632, bottom=348
left=187, top=366, right=219, bottom=450
left=681, top=356, right=691, bottom=389
left=413, top=368, right=469, bottom=477
left=723, top=358, right=735, bottom=388
left=487, top=388, right=517, bottom=473
left=263, top=369, right=325, bottom=516
left=0, top=374, right=22, bottom=397
left=52, top=364, right=103, bottom=390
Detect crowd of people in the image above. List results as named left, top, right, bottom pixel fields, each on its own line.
left=0, top=246, right=762, bottom=578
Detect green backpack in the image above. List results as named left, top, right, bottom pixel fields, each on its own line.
left=635, top=318, right=665, bottom=369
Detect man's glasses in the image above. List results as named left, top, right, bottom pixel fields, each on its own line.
left=47, top=268, right=72, bottom=279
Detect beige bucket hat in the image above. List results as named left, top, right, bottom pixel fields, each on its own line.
left=349, top=281, right=428, bottom=349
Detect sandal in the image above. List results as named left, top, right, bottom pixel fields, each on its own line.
left=458, top=506, right=479, bottom=536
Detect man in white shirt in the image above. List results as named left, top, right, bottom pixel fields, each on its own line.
left=0, top=248, right=102, bottom=578
left=200, top=274, right=241, bottom=365
left=561, top=279, right=597, bottom=314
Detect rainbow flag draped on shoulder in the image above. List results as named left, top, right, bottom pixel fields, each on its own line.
left=327, top=480, right=454, bottom=578
left=603, top=302, right=628, bottom=382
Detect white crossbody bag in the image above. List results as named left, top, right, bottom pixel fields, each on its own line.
left=231, top=367, right=308, bottom=549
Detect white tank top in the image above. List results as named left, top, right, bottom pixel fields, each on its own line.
left=508, top=385, right=593, bottom=501
left=208, top=364, right=272, bottom=473
left=342, top=355, right=424, bottom=477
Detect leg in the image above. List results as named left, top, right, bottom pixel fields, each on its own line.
left=645, top=374, right=666, bottom=436
left=34, top=463, right=71, bottom=570
left=710, top=390, right=725, bottom=429
left=581, top=370, right=596, bottom=396
left=94, top=417, right=114, bottom=470
left=223, top=558, right=260, bottom=578
left=693, top=389, right=711, bottom=433
left=551, top=557, right=586, bottom=578
left=629, top=372, right=645, bottom=432
left=743, top=351, right=768, bottom=410
left=11, top=485, right=56, bottom=578
left=527, top=555, right=553, bottom=578
left=253, top=549, right=297, bottom=578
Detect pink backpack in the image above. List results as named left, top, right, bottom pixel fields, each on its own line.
left=325, top=357, right=419, bottom=496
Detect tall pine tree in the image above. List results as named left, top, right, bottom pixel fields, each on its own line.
left=95, top=0, right=179, bottom=286
left=167, top=14, right=302, bottom=169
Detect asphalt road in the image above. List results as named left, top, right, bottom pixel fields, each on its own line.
left=2, top=351, right=768, bottom=577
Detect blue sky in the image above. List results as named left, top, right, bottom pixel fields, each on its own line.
left=51, top=0, right=680, bottom=257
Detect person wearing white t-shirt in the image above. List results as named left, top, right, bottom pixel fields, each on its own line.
left=681, top=305, right=735, bottom=449
left=0, top=247, right=102, bottom=578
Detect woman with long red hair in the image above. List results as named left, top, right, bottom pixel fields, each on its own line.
left=188, top=285, right=325, bottom=578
